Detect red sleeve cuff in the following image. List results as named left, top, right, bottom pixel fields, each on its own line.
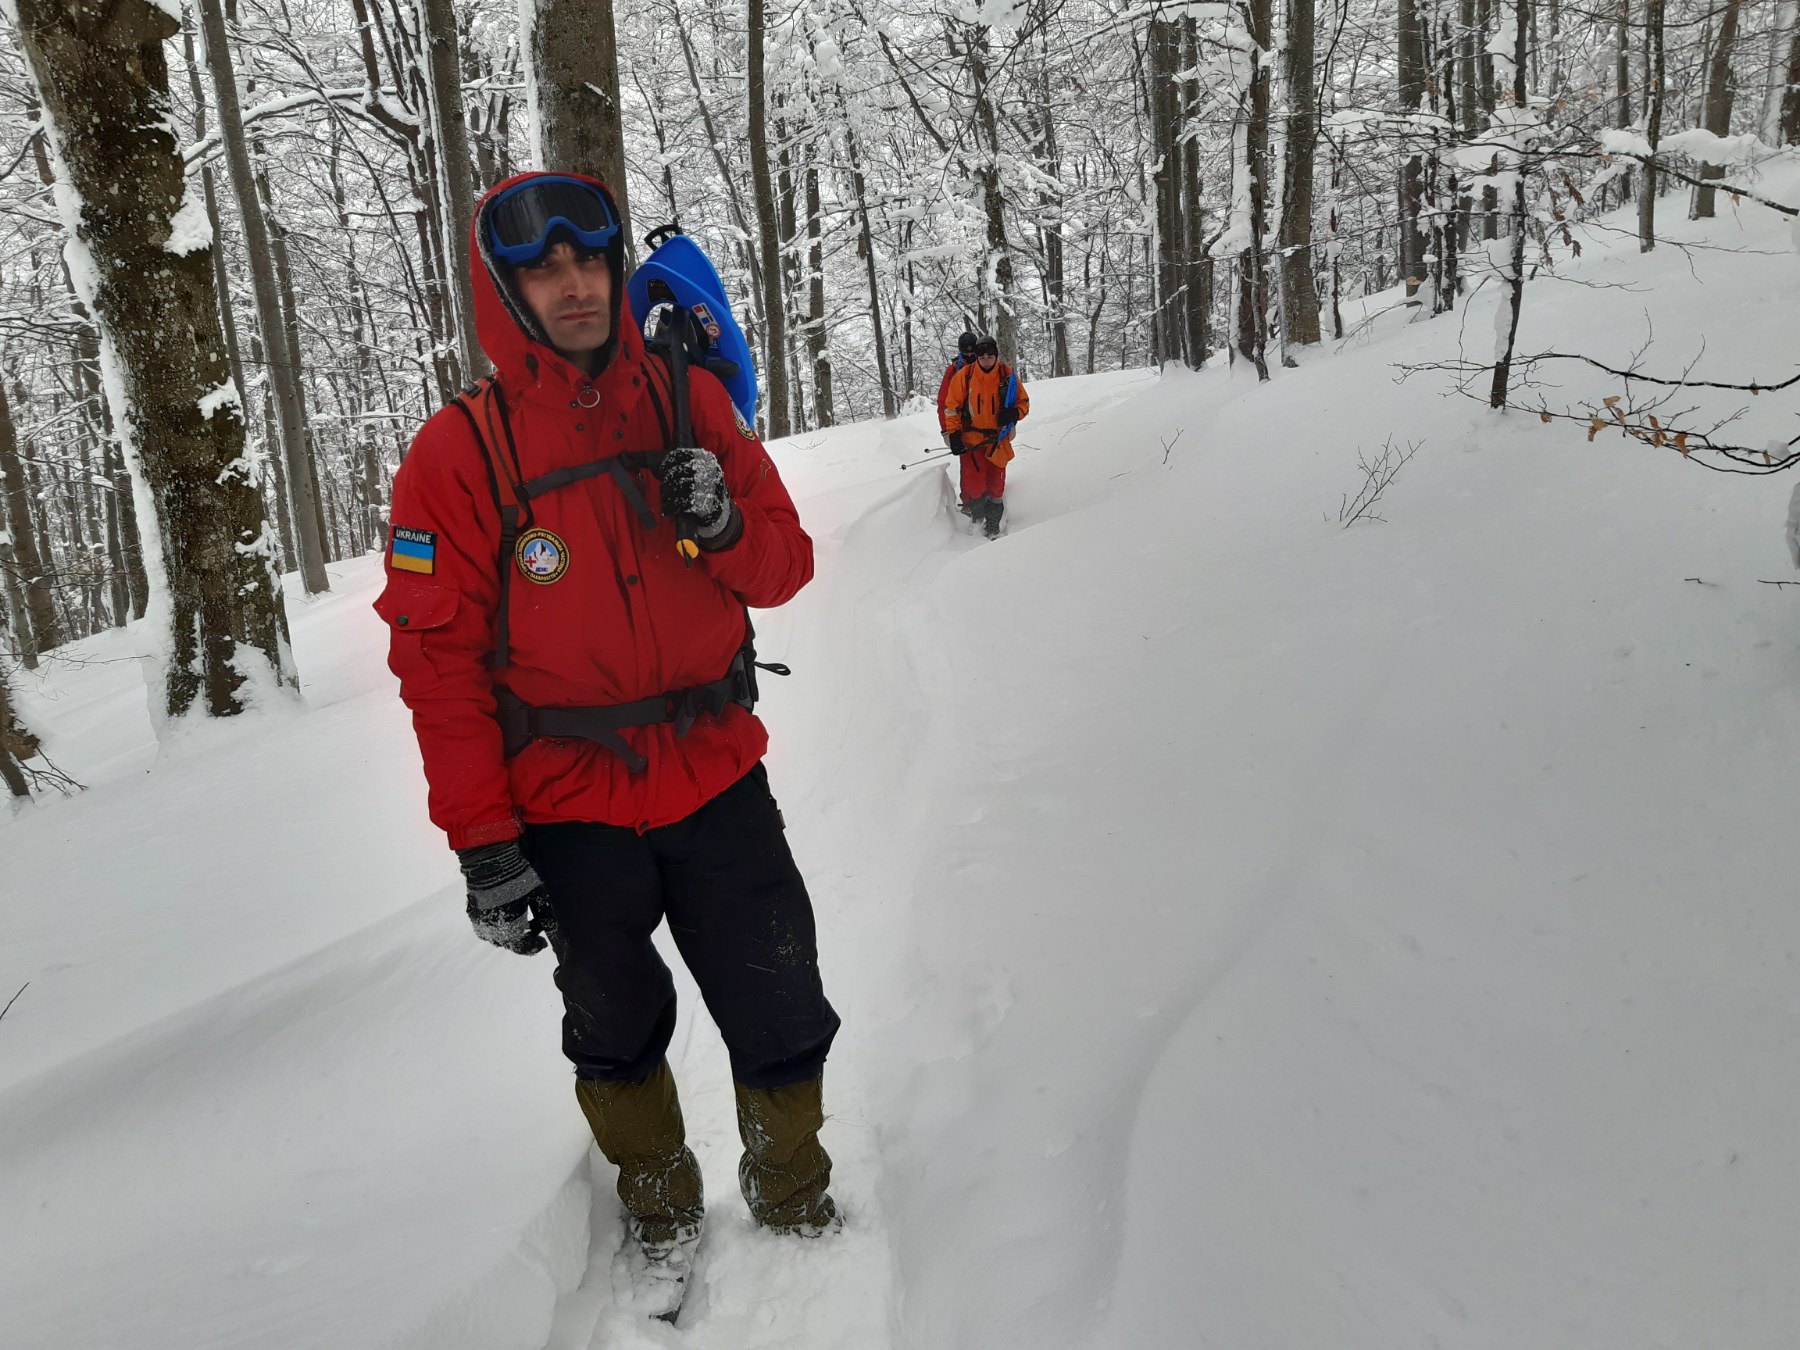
left=447, top=816, right=523, bottom=850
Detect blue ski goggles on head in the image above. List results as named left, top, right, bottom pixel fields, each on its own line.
left=484, top=175, right=619, bottom=266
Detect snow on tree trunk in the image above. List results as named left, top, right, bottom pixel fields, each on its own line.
left=1180, top=17, right=1211, bottom=369
left=967, top=22, right=1018, bottom=363
left=1639, top=0, right=1665, bottom=251
left=522, top=0, right=633, bottom=249
left=194, top=0, right=330, bottom=596
left=7, top=0, right=295, bottom=719
left=1490, top=0, right=1530, bottom=408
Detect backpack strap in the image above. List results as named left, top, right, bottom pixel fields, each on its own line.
left=449, top=377, right=526, bottom=671
left=447, top=361, right=792, bottom=773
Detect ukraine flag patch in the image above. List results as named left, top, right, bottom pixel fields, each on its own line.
left=390, top=525, right=437, bottom=575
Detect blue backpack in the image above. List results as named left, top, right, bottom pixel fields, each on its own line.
left=628, top=226, right=759, bottom=427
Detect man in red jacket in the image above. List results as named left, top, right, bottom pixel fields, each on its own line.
left=376, top=172, right=840, bottom=1314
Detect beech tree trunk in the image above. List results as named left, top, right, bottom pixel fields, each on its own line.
left=0, top=375, right=58, bottom=661
left=1397, top=0, right=1428, bottom=294
left=804, top=157, right=833, bottom=426
left=1639, top=0, right=1665, bottom=250
left=748, top=0, right=790, bottom=437
left=967, top=23, right=1018, bottom=360
left=1491, top=0, right=1530, bottom=407
left=526, top=0, right=633, bottom=253
left=420, top=0, right=483, bottom=380
left=1279, top=0, right=1321, bottom=348
left=842, top=111, right=897, bottom=416
left=1693, top=0, right=1741, bottom=217
left=13, top=0, right=293, bottom=716
left=1149, top=16, right=1182, bottom=365
left=0, top=664, right=33, bottom=797
left=1236, top=0, right=1273, bottom=380
left=196, top=0, right=330, bottom=594
left=1181, top=17, right=1210, bottom=368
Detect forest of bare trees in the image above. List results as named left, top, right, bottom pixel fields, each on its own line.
left=2, top=0, right=1798, bottom=736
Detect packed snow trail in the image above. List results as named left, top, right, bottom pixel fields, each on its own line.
left=6, top=186, right=1800, bottom=1348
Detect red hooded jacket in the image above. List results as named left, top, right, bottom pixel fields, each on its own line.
left=375, top=173, right=813, bottom=847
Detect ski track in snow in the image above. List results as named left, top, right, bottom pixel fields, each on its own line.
left=7, top=182, right=1800, bottom=1348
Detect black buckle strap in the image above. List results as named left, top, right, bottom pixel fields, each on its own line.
left=493, top=648, right=770, bottom=774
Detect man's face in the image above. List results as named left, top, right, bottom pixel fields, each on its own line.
left=514, top=240, right=613, bottom=362
left=978, top=349, right=998, bottom=371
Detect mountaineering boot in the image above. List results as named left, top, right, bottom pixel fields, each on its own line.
left=636, top=1226, right=701, bottom=1323
left=735, top=1075, right=841, bottom=1236
left=983, top=498, right=1005, bottom=538
left=575, top=1062, right=705, bottom=1318
left=959, top=494, right=982, bottom=520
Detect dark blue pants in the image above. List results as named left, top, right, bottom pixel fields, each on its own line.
left=523, top=763, right=839, bottom=1089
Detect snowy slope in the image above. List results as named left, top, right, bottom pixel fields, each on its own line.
left=5, top=187, right=1800, bottom=1349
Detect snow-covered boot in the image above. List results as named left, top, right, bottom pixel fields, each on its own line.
left=982, top=498, right=1004, bottom=538
left=735, top=1075, right=840, bottom=1236
left=634, top=1225, right=701, bottom=1323
left=575, top=1062, right=705, bottom=1249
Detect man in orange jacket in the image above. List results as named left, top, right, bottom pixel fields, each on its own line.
left=943, top=334, right=1029, bottom=538
left=376, top=172, right=839, bottom=1319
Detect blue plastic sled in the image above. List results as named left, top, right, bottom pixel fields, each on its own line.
left=628, top=229, right=759, bottom=426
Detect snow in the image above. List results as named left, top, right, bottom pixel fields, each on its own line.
left=164, top=175, right=215, bottom=256
left=198, top=377, right=242, bottom=421
left=6, top=187, right=1800, bottom=1349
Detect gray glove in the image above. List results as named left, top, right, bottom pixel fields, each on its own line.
left=456, top=840, right=550, bottom=955
left=659, top=446, right=739, bottom=546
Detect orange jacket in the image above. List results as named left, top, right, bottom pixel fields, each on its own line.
left=944, top=361, right=1028, bottom=447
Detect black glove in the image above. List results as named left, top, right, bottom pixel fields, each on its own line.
left=996, top=407, right=1019, bottom=427
left=944, top=430, right=966, bottom=455
left=457, top=840, right=550, bottom=955
left=659, top=446, right=739, bottom=546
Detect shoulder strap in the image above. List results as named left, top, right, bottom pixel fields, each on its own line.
left=449, top=377, right=525, bottom=671
left=642, top=353, right=676, bottom=453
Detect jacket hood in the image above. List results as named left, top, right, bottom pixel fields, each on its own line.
left=469, top=170, right=639, bottom=394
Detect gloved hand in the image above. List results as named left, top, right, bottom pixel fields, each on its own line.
left=996, top=407, right=1019, bottom=427
left=944, top=430, right=966, bottom=455
left=659, top=446, right=738, bottom=544
left=457, top=840, right=550, bottom=955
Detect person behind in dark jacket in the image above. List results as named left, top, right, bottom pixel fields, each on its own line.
left=376, top=171, right=841, bottom=1317
left=936, top=330, right=978, bottom=431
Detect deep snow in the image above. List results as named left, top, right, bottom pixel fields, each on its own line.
left=4, top=184, right=1800, bottom=1349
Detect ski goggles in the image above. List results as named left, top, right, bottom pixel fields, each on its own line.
left=484, top=176, right=619, bottom=266
left=974, top=338, right=999, bottom=357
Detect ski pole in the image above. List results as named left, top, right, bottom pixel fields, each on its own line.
left=664, top=307, right=701, bottom=563
left=899, top=448, right=956, bottom=470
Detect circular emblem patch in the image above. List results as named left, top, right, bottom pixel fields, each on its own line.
left=732, top=404, right=758, bottom=441
left=515, top=528, right=570, bottom=584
